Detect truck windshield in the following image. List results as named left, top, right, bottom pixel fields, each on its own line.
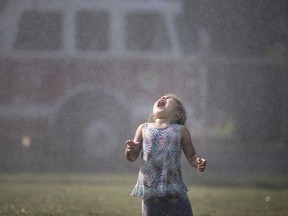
left=76, top=10, right=110, bottom=51
left=15, top=11, right=63, bottom=50
left=125, top=12, right=171, bottom=51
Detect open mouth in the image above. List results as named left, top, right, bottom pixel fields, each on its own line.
left=157, top=100, right=166, bottom=108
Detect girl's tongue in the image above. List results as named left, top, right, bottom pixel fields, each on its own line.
left=157, top=100, right=166, bottom=108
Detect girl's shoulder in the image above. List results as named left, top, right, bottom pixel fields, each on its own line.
left=139, top=122, right=159, bottom=131
left=179, top=125, right=192, bottom=137
left=142, top=122, right=154, bottom=127
left=179, top=124, right=188, bottom=130
left=138, top=122, right=150, bottom=130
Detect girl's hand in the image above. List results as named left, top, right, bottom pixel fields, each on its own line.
left=197, top=157, right=207, bottom=172
left=125, top=140, right=141, bottom=153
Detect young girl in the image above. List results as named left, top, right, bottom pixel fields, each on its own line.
left=125, top=94, right=207, bottom=216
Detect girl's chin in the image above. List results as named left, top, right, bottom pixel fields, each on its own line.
left=154, top=108, right=165, bottom=113
left=154, top=110, right=167, bottom=118
left=156, top=107, right=165, bottom=111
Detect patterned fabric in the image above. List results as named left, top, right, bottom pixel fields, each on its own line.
left=131, top=123, right=188, bottom=198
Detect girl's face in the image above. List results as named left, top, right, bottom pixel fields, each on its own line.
left=153, top=95, right=177, bottom=119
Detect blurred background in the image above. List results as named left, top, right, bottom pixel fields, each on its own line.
left=0, top=0, right=287, bottom=176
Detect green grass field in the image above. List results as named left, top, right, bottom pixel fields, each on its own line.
left=0, top=173, right=288, bottom=216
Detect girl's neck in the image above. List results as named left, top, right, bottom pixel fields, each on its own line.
left=154, top=118, right=173, bottom=128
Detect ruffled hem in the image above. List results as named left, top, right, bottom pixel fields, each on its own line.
left=131, top=183, right=188, bottom=198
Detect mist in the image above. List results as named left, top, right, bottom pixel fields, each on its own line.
left=0, top=0, right=287, bottom=182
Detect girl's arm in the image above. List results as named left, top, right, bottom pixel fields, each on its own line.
left=181, top=126, right=207, bottom=172
left=125, top=123, right=144, bottom=162
left=181, top=126, right=197, bottom=168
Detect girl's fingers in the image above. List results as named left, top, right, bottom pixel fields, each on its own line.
left=125, top=140, right=141, bottom=153
left=125, top=140, right=133, bottom=144
left=126, top=140, right=140, bottom=146
left=196, top=157, right=207, bottom=172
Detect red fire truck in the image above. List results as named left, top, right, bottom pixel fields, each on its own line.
left=0, top=0, right=204, bottom=171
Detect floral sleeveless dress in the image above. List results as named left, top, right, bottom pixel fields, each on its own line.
left=131, top=123, right=188, bottom=198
